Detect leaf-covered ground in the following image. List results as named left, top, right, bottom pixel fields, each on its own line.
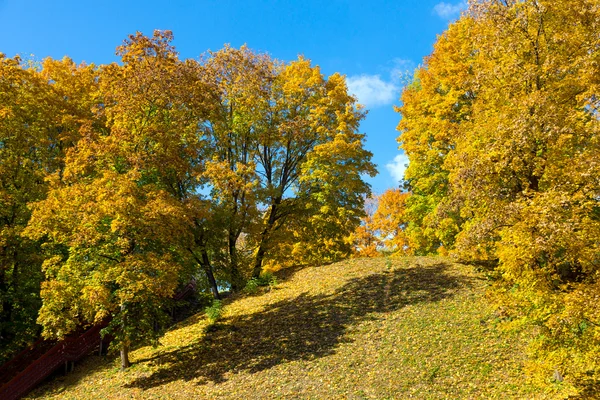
left=28, top=257, right=575, bottom=399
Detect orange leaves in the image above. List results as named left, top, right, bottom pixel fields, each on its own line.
left=353, top=189, right=411, bottom=257
left=116, top=30, right=178, bottom=65
left=372, top=189, right=410, bottom=253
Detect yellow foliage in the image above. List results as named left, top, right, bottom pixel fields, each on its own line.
left=397, top=0, right=600, bottom=388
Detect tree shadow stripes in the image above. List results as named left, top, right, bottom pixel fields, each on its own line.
left=126, top=262, right=474, bottom=389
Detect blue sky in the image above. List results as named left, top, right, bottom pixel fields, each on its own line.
left=0, top=0, right=466, bottom=193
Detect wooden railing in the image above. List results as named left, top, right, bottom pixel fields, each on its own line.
left=0, top=320, right=110, bottom=400
left=0, top=338, right=55, bottom=387
left=0, top=280, right=197, bottom=400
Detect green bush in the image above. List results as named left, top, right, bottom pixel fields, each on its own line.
left=259, top=272, right=278, bottom=287
left=204, top=300, right=223, bottom=323
left=244, top=278, right=260, bottom=294
left=244, top=273, right=278, bottom=295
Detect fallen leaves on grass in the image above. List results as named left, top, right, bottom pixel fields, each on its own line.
left=28, top=257, right=577, bottom=399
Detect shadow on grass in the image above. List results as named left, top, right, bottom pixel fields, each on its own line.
left=126, top=262, right=474, bottom=389
left=567, top=379, right=600, bottom=399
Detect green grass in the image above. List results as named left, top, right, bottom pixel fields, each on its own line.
left=28, top=257, right=577, bottom=399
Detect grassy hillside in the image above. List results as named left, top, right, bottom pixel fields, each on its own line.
left=28, top=257, right=575, bottom=399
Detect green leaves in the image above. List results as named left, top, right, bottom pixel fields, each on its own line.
left=199, top=46, right=375, bottom=277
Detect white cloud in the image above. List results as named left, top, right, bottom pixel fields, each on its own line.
left=347, top=74, right=399, bottom=108
left=386, top=153, right=409, bottom=183
left=346, top=59, right=417, bottom=109
left=433, top=1, right=467, bottom=19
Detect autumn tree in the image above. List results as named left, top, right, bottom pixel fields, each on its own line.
left=352, top=195, right=380, bottom=257
left=396, top=16, right=475, bottom=256
left=199, top=47, right=376, bottom=282
left=198, top=45, right=271, bottom=290
left=25, top=31, right=208, bottom=369
left=352, top=189, right=410, bottom=257
left=289, top=72, right=377, bottom=265
left=371, top=189, right=410, bottom=254
left=0, top=55, right=51, bottom=361
left=0, top=54, right=96, bottom=361
left=467, top=0, right=600, bottom=385
left=397, top=0, right=600, bottom=386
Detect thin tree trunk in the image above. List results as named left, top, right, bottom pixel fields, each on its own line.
left=188, top=247, right=220, bottom=299
left=120, top=303, right=130, bottom=370
left=228, top=232, right=244, bottom=292
left=201, top=249, right=220, bottom=300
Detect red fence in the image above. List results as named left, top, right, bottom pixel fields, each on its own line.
left=0, top=280, right=197, bottom=400
left=0, top=321, right=111, bottom=400
left=0, top=338, right=55, bottom=387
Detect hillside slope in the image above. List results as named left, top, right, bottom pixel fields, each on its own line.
left=28, top=257, right=574, bottom=399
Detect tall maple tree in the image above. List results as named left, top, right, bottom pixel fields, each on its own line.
left=397, top=0, right=600, bottom=386
left=199, top=46, right=376, bottom=282
left=25, top=31, right=208, bottom=368
left=0, top=54, right=96, bottom=361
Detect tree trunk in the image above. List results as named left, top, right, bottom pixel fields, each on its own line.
left=201, top=249, right=220, bottom=300
left=252, top=245, right=267, bottom=279
left=228, top=232, right=244, bottom=292
left=188, top=247, right=221, bottom=300
left=120, top=343, right=130, bottom=370
left=120, top=303, right=130, bottom=370
left=252, top=202, right=279, bottom=278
